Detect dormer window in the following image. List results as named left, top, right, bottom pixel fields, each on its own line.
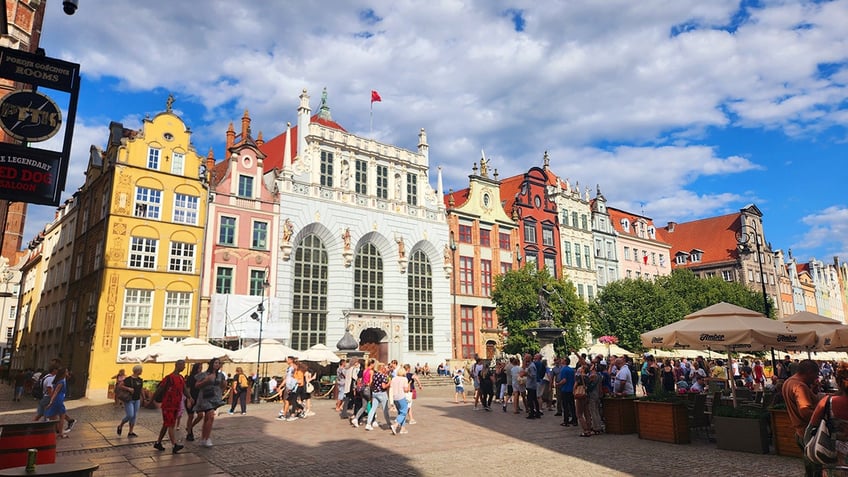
left=621, top=219, right=630, bottom=232
left=648, top=227, right=656, bottom=239
left=690, top=249, right=704, bottom=263
left=675, top=252, right=689, bottom=265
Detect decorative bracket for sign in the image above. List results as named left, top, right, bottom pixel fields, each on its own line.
left=0, top=46, right=81, bottom=206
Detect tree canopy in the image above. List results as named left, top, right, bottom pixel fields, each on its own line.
left=588, top=268, right=774, bottom=352
left=491, top=266, right=588, bottom=354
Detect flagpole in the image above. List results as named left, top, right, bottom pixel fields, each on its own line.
left=370, top=100, right=373, bottom=136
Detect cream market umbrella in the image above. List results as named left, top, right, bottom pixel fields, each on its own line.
left=299, top=343, right=341, bottom=363
left=781, top=311, right=848, bottom=352
left=117, top=339, right=182, bottom=363
left=819, top=327, right=848, bottom=352
left=580, top=342, right=634, bottom=358
left=229, top=339, right=302, bottom=363
left=640, top=302, right=816, bottom=352
left=153, top=337, right=232, bottom=363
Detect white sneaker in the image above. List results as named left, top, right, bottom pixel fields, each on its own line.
left=306, top=411, right=316, bottom=416
left=351, top=418, right=359, bottom=428
left=364, top=425, right=373, bottom=431
left=201, top=439, right=213, bottom=448
left=391, top=424, right=397, bottom=435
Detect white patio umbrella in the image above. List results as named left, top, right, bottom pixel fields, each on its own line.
left=781, top=311, right=848, bottom=352
left=117, top=339, right=182, bottom=363
left=229, top=339, right=302, bottom=363
left=299, top=343, right=340, bottom=363
left=153, top=337, right=232, bottom=363
left=580, top=342, right=635, bottom=358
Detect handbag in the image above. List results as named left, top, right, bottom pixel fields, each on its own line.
left=115, top=385, right=132, bottom=403
left=573, top=376, right=587, bottom=399
left=805, top=396, right=838, bottom=465
left=306, top=382, right=314, bottom=394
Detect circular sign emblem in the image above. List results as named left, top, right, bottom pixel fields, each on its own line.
left=0, top=90, right=63, bottom=142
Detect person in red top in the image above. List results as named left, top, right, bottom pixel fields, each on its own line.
left=781, top=359, right=821, bottom=477
left=153, top=359, right=192, bottom=454
left=753, top=360, right=765, bottom=389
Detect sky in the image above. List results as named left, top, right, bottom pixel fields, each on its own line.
left=26, top=0, right=848, bottom=264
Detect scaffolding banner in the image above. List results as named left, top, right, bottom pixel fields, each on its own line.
left=207, top=294, right=289, bottom=341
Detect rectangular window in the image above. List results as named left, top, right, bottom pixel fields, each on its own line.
left=173, top=193, right=199, bottom=225
left=168, top=242, right=195, bottom=273
left=584, top=245, right=592, bottom=269
left=215, top=267, right=233, bottom=294
left=134, top=187, right=161, bottom=219
left=624, top=246, right=631, bottom=261
left=171, top=152, right=185, bottom=175
left=498, top=232, right=510, bottom=250
left=575, top=245, right=582, bottom=268
left=651, top=252, right=657, bottom=265
left=320, top=151, right=334, bottom=187
left=564, top=242, right=572, bottom=266
left=626, top=270, right=632, bottom=278
left=748, top=270, right=754, bottom=281
left=480, top=229, right=491, bottom=247
left=481, top=259, right=492, bottom=296
left=561, top=209, right=569, bottom=227
left=460, top=306, right=476, bottom=359
left=607, top=242, right=614, bottom=259
left=482, top=308, right=494, bottom=329
left=572, top=212, right=579, bottom=229
left=577, top=284, right=584, bottom=298
left=597, top=266, right=605, bottom=286
left=121, top=289, right=153, bottom=328
left=355, top=159, right=368, bottom=194
left=721, top=270, right=733, bottom=282
left=219, top=217, right=236, bottom=245
left=147, top=147, right=160, bottom=169
left=523, top=221, right=536, bottom=243
left=458, top=225, right=472, bottom=243
left=500, top=262, right=512, bottom=275
left=769, top=274, right=775, bottom=286
left=581, top=214, right=588, bottom=230
left=252, top=221, right=268, bottom=250
left=376, top=165, right=388, bottom=199
left=129, top=237, right=157, bottom=270
left=544, top=255, right=556, bottom=276
left=406, top=173, right=418, bottom=205
left=595, top=239, right=603, bottom=257
left=459, top=256, right=474, bottom=294
left=526, top=251, right=537, bottom=266
left=587, top=285, right=594, bottom=300
left=542, top=226, right=554, bottom=246
left=249, top=269, right=267, bottom=296
left=119, top=336, right=150, bottom=356
left=163, top=291, right=191, bottom=329
left=238, top=175, right=254, bottom=197
left=94, top=241, right=103, bottom=269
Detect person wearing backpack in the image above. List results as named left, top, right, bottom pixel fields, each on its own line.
left=32, top=366, right=57, bottom=422
left=453, top=369, right=466, bottom=404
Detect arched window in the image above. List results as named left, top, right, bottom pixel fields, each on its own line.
left=408, top=250, right=433, bottom=352
left=291, top=234, right=328, bottom=350
left=354, top=243, right=383, bottom=311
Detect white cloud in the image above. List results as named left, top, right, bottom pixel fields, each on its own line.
left=794, top=206, right=848, bottom=261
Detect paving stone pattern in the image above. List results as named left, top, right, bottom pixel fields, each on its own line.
left=0, top=382, right=804, bottom=476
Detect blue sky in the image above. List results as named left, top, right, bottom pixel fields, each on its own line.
left=27, top=0, right=848, bottom=263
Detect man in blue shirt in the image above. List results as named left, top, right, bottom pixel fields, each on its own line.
left=557, top=357, right=577, bottom=426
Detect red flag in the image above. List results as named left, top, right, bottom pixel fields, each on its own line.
left=643, top=254, right=648, bottom=265
left=371, top=90, right=382, bottom=103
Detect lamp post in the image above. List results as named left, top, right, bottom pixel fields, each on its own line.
left=250, top=269, right=270, bottom=403
left=737, top=223, right=776, bottom=369
left=449, top=233, right=457, bottom=358
left=515, top=243, right=522, bottom=267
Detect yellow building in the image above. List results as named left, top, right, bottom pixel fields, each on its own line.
left=64, top=102, right=208, bottom=398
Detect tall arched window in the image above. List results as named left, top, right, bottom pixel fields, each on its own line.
left=408, top=250, right=433, bottom=351
left=354, top=243, right=383, bottom=311
left=291, top=234, right=328, bottom=350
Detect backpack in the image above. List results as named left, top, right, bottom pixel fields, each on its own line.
left=454, top=375, right=461, bottom=385
left=32, top=374, right=48, bottom=400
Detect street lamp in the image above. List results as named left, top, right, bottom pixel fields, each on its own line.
left=449, top=233, right=457, bottom=358
left=250, top=269, right=270, bottom=403
left=735, top=224, right=770, bottom=318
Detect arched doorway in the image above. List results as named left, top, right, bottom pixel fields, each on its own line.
left=359, top=328, right=388, bottom=363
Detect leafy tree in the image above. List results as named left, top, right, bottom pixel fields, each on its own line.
left=492, top=266, right=588, bottom=354
left=589, top=269, right=774, bottom=352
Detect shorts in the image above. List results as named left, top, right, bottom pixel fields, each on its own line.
left=161, top=407, right=179, bottom=427
left=507, top=385, right=514, bottom=395
left=455, top=386, right=464, bottom=393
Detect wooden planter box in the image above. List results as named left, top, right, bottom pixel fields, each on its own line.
left=635, top=400, right=690, bottom=444
left=714, top=416, right=770, bottom=454
left=603, top=397, right=637, bottom=434
left=771, top=409, right=801, bottom=458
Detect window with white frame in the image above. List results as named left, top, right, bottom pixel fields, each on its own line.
left=147, top=147, right=160, bottom=169
left=169, top=242, right=194, bottom=273
left=121, top=289, right=153, bottom=328
left=238, top=175, right=254, bottom=198
left=252, top=221, right=268, bottom=250
left=675, top=253, right=688, bottom=265
left=584, top=245, right=592, bottom=269
left=173, top=193, right=199, bottom=225
left=171, top=152, right=185, bottom=175
left=219, top=216, right=236, bottom=245
left=119, top=336, right=150, bottom=356
left=354, top=243, right=384, bottom=311
left=523, top=221, right=536, bottom=243
left=542, top=226, right=554, bottom=246
left=376, top=165, right=388, bottom=199
left=163, top=291, right=192, bottom=329
left=134, top=186, right=162, bottom=219
left=129, top=237, right=157, bottom=269
left=292, top=234, right=329, bottom=350
left=5, top=327, right=12, bottom=340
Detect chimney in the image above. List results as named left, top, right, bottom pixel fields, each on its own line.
left=256, top=131, right=264, bottom=147
left=241, top=109, right=251, bottom=141
left=667, top=221, right=676, bottom=233
left=206, top=148, right=215, bottom=178
left=225, top=122, right=235, bottom=151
